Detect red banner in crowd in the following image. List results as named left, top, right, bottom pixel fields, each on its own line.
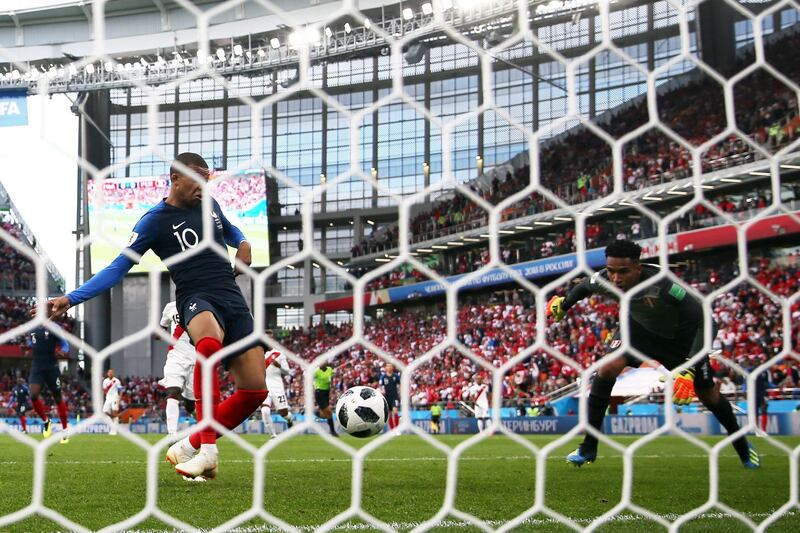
left=0, top=345, right=23, bottom=357
left=676, top=212, right=800, bottom=252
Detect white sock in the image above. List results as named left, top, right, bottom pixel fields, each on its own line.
left=284, top=412, right=294, bottom=425
left=166, top=398, right=180, bottom=435
left=477, top=418, right=484, bottom=433
left=200, top=443, right=218, bottom=458
left=261, top=406, right=275, bottom=435
left=111, top=417, right=119, bottom=434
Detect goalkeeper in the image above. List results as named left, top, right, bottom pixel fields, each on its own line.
left=547, top=239, right=758, bottom=469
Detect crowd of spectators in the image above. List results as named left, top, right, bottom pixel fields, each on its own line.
left=270, top=257, right=799, bottom=410
left=354, top=181, right=794, bottom=292
left=1, top=257, right=796, bottom=421
left=0, top=297, right=34, bottom=342
left=88, top=177, right=169, bottom=210
left=0, top=367, right=90, bottom=419
left=0, top=296, right=76, bottom=349
left=0, top=211, right=82, bottom=349
left=0, top=370, right=187, bottom=421
left=88, top=172, right=264, bottom=213
left=1, top=215, right=36, bottom=293
left=209, top=172, right=266, bottom=211
left=352, top=29, right=800, bottom=257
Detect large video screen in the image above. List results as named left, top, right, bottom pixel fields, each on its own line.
left=88, top=169, right=269, bottom=274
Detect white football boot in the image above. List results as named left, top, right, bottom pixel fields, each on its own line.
left=175, top=449, right=218, bottom=480
left=165, top=438, right=196, bottom=466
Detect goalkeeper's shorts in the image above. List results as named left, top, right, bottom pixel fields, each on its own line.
left=608, top=321, right=715, bottom=390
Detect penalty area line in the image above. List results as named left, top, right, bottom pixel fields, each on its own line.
left=124, top=510, right=800, bottom=532
left=0, top=453, right=778, bottom=466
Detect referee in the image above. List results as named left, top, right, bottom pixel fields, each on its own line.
left=314, top=361, right=337, bottom=436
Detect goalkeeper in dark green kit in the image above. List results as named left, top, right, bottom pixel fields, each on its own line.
left=547, top=239, right=759, bottom=468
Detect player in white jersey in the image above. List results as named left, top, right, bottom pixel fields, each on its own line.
left=157, top=301, right=196, bottom=436
left=467, top=374, right=490, bottom=433
left=102, top=369, right=123, bottom=435
left=261, top=334, right=294, bottom=438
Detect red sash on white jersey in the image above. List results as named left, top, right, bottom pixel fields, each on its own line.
left=169, top=325, right=185, bottom=351
left=264, top=350, right=281, bottom=367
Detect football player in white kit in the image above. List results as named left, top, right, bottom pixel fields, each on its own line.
left=467, top=373, right=491, bottom=434
left=157, top=301, right=196, bottom=436
left=261, top=332, right=293, bottom=438
left=102, top=369, right=123, bottom=435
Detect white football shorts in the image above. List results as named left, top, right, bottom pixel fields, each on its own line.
left=264, top=380, right=289, bottom=410
left=158, top=344, right=196, bottom=401
left=103, top=396, right=120, bottom=415
left=473, top=404, right=489, bottom=419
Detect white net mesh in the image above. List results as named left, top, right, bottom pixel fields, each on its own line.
left=0, top=0, right=799, bottom=531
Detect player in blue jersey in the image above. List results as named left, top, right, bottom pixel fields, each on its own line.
left=9, top=378, right=31, bottom=433
left=28, top=326, right=71, bottom=442
left=379, top=363, right=401, bottom=432
left=46, top=153, right=267, bottom=479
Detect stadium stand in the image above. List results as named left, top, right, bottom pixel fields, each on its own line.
left=352, top=30, right=800, bottom=256
left=353, top=178, right=797, bottom=291
left=0, top=215, right=36, bottom=292
left=271, top=256, right=799, bottom=410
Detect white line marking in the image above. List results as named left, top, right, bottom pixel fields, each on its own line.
left=0, top=453, right=775, bottom=466
left=122, top=510, right=799, bottom=532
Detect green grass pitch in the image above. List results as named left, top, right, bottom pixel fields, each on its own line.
left=0, top=433, right=798, bottom=532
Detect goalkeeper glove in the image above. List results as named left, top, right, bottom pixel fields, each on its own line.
left=546, top=296, right=566, bottom=322
left=661, top=368, right=696, bottom=405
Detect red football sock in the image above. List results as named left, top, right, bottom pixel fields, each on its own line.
left=190, top=337, right=223, bottom=447
left=189, top=389, right=267, bottom=448
left=760, top=414, right=768, bottom=432
left=57, top=401, right=68, bottom=430
left=19, top=415, right=27, bottom=432
left=388, top=413, right=396, bottom=430
left=32, top=399, right=48, bottom=421
left=393, top=413, right=400, bottom=429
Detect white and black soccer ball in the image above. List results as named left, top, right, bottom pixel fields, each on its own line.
left=335, top=386, right=389, bottom=438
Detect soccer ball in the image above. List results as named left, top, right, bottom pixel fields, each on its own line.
left=335, top=386, right=389, bottom=438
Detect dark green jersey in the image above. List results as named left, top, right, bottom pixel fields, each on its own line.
left=562, top=264, right=704, bottom=354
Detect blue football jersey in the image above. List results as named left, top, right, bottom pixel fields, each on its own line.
left=29, top=327, right=65, bottom=366
left=68, top=197, right=246, bottom=306
left=127, top=198, right=245, bottom=301
left=11, top=384, right=30, bottom=406
left=380, top=373, right=400, bottom=397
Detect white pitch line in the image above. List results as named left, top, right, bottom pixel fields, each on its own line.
left=123, top=510, right=800, bottom=533
left=0, top=453, right=775, bottom=466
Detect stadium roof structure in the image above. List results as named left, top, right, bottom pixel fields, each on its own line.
left=0, top=0, right=692, bottom=93
left=0, top=0, right=531, bottom=92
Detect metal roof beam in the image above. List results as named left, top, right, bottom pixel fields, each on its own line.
left=79, top=1, right=93, bottom=39
left=8, top=11, right=23, bottom=46
left=152, top=0, right=171, bottom=31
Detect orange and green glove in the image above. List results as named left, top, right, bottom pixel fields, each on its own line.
left=546, top=296, right=566, bottom=322
left=662, top=368, right=696, bottom=405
